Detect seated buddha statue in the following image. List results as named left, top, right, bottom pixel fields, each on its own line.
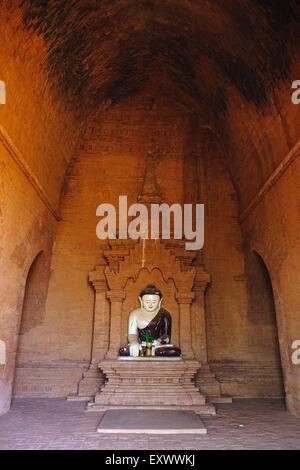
left=119, top=284, right=181, bottom=357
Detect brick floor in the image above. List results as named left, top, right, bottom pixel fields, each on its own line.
left=0, top=398, right=299, bottom=449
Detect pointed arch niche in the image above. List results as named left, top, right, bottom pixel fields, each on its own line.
left=102, top=237, right=198, bottom=360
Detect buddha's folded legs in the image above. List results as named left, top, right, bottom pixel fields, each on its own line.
left=119, top=344, right=181, bottom=357
left=119, top=345, right=130, bottom=356
left=154, top=346, right=181, bottom=357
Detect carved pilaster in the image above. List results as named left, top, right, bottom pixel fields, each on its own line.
left=191, top=265, right=232, bottom=403
left=75, top=258, right=109, bottom=398
left=192, top=265, right=210, bottom=363
left=106, top=289, right=126, bottom=359
left=176, top=290, right=195, bottom=360
left=89, top=263, right=109, bottom=363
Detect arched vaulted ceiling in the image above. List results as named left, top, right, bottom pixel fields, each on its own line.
left=2, top=0, right=300, bottom=214
left=18, top=0, right=300, bottom=128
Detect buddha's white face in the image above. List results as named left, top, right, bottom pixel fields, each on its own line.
left=141, top=294, right=161, bottom=312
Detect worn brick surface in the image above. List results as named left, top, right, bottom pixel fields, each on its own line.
left=0, top=398, right=299, bottom=450
left=0, top=8, right=81, bottom=415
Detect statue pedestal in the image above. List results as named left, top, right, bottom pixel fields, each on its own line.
left=87, top=358, right=216, bottom=415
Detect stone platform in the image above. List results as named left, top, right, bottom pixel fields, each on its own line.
left=87, top=358, right=216, bottom=415
left=97, top=409, right=207, bottom=434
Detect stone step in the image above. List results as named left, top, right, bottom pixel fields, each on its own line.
left=88, top=403, right=216, bottom=415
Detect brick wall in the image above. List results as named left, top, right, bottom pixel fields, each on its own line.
left=0, top=9, right=81, bottom=414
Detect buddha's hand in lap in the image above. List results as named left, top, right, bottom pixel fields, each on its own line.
left=129, top=343, right=140, bottom=357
